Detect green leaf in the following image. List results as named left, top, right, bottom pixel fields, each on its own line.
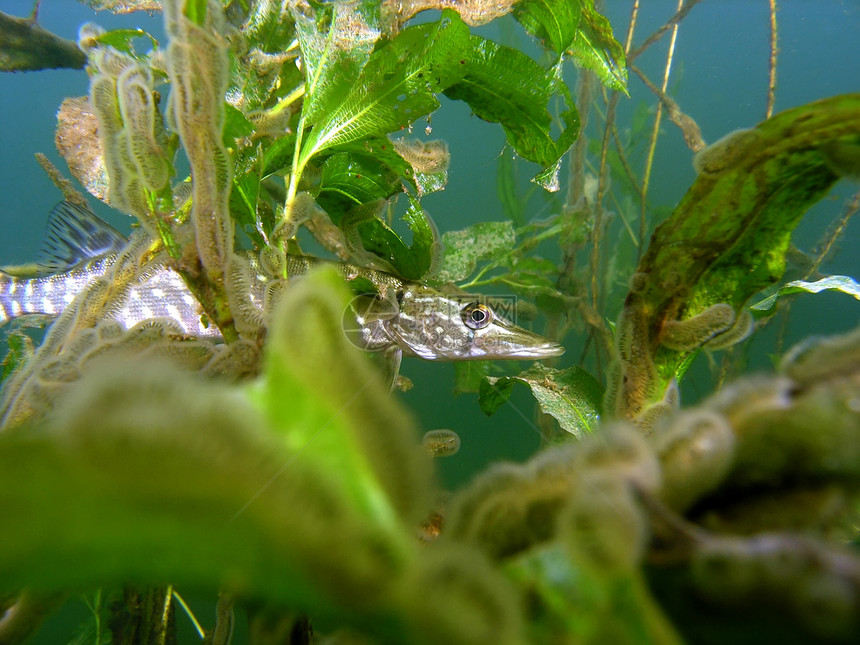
left=183, top=0, right=208, bottom=26
left=566, top=1, right=628, bottom=93
left=298, top=10, right=470, bottom=168
left=0, top=350, right=423, bottom=615
left=317, top=152, right=403, bottom=214
left=513, top=0, right=583, bottom=55
left=478, top=376, right=516, bottom=416
left=91, top=28, right=159, bottom=54
left=261, top=266, right=432, bottom=526
left=345, top=195, right=438, bottom=280
left=1, top=330, right=34, bottom=381
left=444, top=39, right=580, bottom=190
left=262, top=136, right=298, bottom=176
left=229, top=169, right=265, bottom=246
left=750, top=275, right=860, bottom=318
left=618, top=94, right=860, bottom=414
left=293, top=0, right=381, bottom=125
left=481, top=364, right=603, bottom=437
left=436, top=221, right=516, bottom=282
left=223, top=102, right=255, bottom=145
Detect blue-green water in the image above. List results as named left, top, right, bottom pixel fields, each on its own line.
left=2, top=0, right=859, bottom=488
left=1, top=2, right=859, bottom=640
left=2, top=0, right=859, bottom=483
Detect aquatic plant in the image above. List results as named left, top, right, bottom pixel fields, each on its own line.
left=1, top=1, right=859, bottom=643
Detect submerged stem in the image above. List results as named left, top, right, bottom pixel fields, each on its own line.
left=639, top=0, right=684, bottom=254
left=766, top=0, right=779, bottom=118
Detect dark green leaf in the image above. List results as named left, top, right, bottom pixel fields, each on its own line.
left=317, top=152, right=402, bottom=214
left=478, top=376, right=516, bottom=416
left=346, top=196, right=438, bottom=280
left=750, top=275, right=860, bottom=318
left=0, top=11, right=86, bottom=71
left=567, top=1, right=628, bottom=93
left=483, top=364, right=603, bottom=437
left=334, top=138, right=417, bottom=190
left=262, top=136, right=298, bottom=176
left=223, top=103, right=255, bottom=145
left=229, top=170, right=265, bottom=247
left=513, top=0, right=583, bottom=55
left=444, top=38, right=580, bottom=190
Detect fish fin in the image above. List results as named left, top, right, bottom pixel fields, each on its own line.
left=382, top=346, right=403, bottom=392
left=34, top=201, right=126, bottom=273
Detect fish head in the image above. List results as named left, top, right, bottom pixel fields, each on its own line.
left=383, top=285, right=565, bottom=361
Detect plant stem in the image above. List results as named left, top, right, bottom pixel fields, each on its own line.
left=766, top=0, right=779, bottom=118
left=639, top=0, right=684, bottom=255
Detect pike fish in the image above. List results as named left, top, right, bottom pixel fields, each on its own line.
left=0, top=202, right=565, bottom=364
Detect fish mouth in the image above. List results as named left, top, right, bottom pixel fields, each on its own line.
left=471, top=324, right=566, bottom=360
left=504, top=341, right=566, bottom=360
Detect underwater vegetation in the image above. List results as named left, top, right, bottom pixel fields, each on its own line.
left=0, top=0, right=859, bottom=643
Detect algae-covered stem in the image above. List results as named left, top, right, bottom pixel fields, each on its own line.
left=162, top=0, right=240, bottom=341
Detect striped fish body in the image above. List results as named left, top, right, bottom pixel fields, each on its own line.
left=0, top=255, right=115, bottom=323
left=0, top=202, right=565, bottom=362
left=0, top=202, right=219, bottom=337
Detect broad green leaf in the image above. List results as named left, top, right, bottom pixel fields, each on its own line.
left=513, top=0, right=583, bottom=56
left=244, top=0, right=300, bottom=54
left=90, top=27, right=159, bottom=54
left=334, top=137, right=417, bottom=189
left=750, top=275, right=860, bottom=318
left=436, top=221, right=515, bottom=282
left=317, top=151, right=402, bottom=214
left=262, top=135, right=298, bottom=176
left=616, top=94, right=860, bottom=416
left=223, top=102, right=255, bottom=145
left=298, top=11, right=470, bottom=168
left=413, top=169, right=448, bottom=195
left=480, top=364, right=603, bottom=438
left=478, top=375, right=516, bottom=416
left=293, top=0, right=381, bottom=125
left=567, top=1, right=628, bottom=93
left=0, top=356, right=416, bottom=614
left=261, top=267, right=432, bottom=526
left=344, top=195, right=438, bottom=280
left=444, top=39, right=580, bottom=190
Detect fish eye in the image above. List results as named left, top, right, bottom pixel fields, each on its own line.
left=462, top=302, right=493, bottom=330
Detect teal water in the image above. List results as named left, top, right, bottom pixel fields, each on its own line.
left=1, top=0, right=859, bottom=483
left=2, top=0, right=859, bottom=491
left=1, top=2, right=859, bottom=641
